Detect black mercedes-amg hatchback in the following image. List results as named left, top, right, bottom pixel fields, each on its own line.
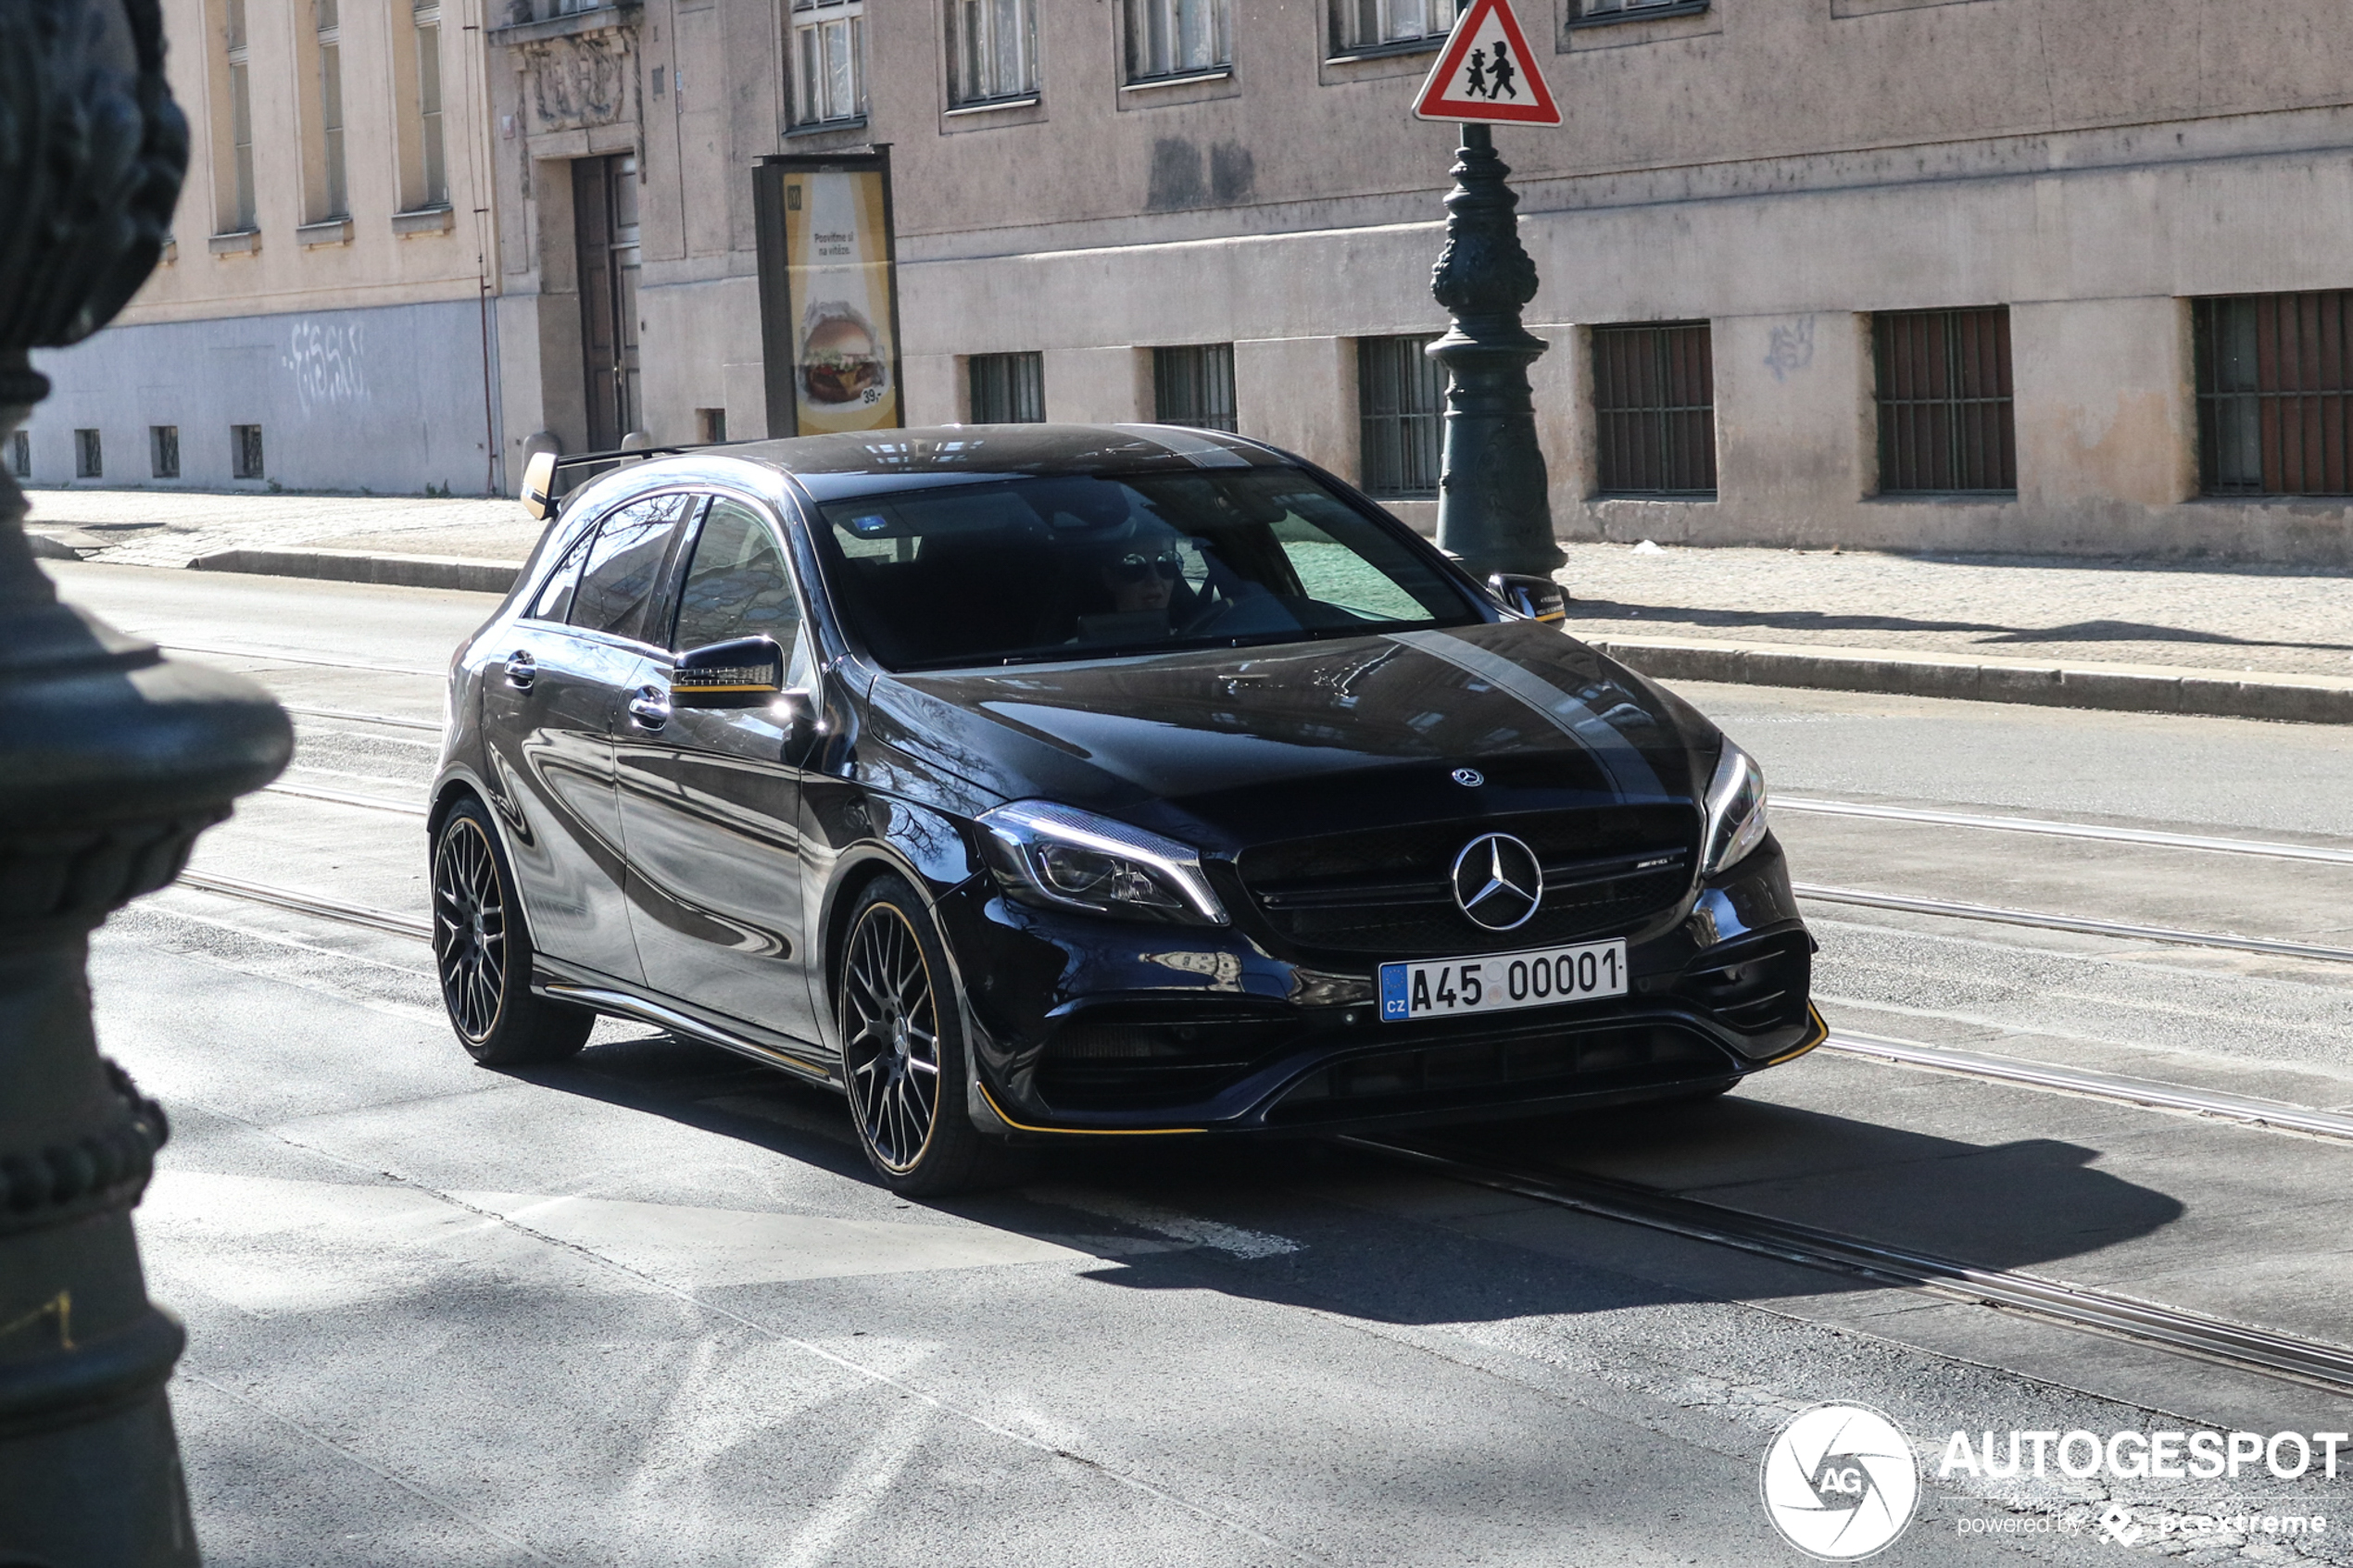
left=429, top=424, right=1821, bottom=1194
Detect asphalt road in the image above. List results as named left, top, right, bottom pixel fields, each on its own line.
left=47, top=561, right=2353, bottom=1567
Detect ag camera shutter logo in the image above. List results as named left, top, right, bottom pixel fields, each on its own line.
left=1760, top=1404, right=1920, bottom=1560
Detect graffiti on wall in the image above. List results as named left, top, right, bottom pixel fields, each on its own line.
left=284, top=320, right=367, bottom=414
left=1763, top=317, right=1815, bottom=383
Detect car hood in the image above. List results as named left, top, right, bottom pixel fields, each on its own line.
left=862, top=621, right=1720, bottom=850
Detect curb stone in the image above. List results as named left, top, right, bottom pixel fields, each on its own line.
left=1588, top=634, right=2353, bottom=726
left=188, top=546, right=522, bottom=595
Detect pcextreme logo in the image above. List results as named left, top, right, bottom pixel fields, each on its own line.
left=1761, top=1403, right=1921, bottom=1560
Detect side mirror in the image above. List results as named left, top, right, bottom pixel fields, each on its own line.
left=1488, top=572, right=1568, bottom=624
left=673, top=636, right=784, bottom=708
left=520, top=448, right=559, bottom=521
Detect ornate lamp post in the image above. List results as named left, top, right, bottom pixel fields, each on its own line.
left=1428, top=123, right=1566, bottom=580
left=0, top=1, right=292, bottom=1562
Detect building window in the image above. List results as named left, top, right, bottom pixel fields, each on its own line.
left=232, top=424, right=266, bottom=480
left=791, top=0, right=866, bottom=124
left=949, top=0, right=1038, bottom=104
left=1571, top=0, right=1702, bottom=21
left=968, top=352, right=1045, bottom=422
left=1332, top=0, right=1456, bottom=55
left=416, top=5, right=447, bottom=207
left=2193, top=292, right=2353, bottom=497
left=7, top=431, right=28, bottom=479
left=1127, top=0, right=1229, bottom=82
left=151, top=425, right=181, bottom=480
left=74, top=429, right=103, bottom=479
left=696, top=408, right=728, bottom=444
left=316, top=0, right=348, bottom=219
left=225, top=0, right=257, bottom=230
left=1152, top=345, right=1237, bottom=432
left=1872, top=307, right=2015, bottom=495
left=1357, top=335, right=1444, bottom=498
left=1592, top=320, right=1717, bottom=497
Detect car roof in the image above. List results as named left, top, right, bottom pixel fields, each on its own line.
left=682, top=422, right=1295, bottom=503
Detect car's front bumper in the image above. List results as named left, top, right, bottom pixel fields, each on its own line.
left=938, top=837, right=1821, bottom=1138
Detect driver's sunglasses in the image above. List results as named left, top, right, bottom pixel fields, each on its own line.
left=1111, top=552, right=1183, bottom=583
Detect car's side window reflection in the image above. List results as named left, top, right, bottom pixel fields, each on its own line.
left=569, top=494, right=686, bottom=642
left=672, top=498, right=801, bottom=653
left=523, top=529, right=595, bottom=622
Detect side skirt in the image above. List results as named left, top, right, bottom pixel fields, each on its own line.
left=535, top=976, right=842, bottom=1092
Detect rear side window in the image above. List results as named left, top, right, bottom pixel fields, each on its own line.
left=524, top=529, right=595, bottom=621
left=672, top=498, right=801, bottom=652
left=569, top=494, right=688, bottom=641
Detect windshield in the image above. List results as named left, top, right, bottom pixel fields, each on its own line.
left=812, top=468, right=1480, bottom=670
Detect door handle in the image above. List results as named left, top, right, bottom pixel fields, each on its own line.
left=504, top=650, right=535, bottom=689
left=627, top=684, right=671, bottom=732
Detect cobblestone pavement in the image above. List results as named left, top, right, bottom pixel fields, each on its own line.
left=1557, top=542, right=2353, bottom=680
left=24, top=488, right=2350, bottom=680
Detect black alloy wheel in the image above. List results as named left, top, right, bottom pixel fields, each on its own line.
left=431, top=797, right=594, bottom=1066
left=837, top=875, right=1010, bottom=1195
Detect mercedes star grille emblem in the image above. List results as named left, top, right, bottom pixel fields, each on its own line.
left=1451, top=833, right=1543, bottom=932
left=1451, top=768, right=1485, bottom=787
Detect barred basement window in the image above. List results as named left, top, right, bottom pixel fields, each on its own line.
left=1357, top=334, right=1443, bottom=498
left=1592, top=321, right=1716, bottom=496
left=232, top=423, right=265, bottom=480
left=1873, top=307, right=2015, bottom=495
left=1151, top=345, right=1237, bottom=432
left=969, top=352, right=1045, bottom=422
left=2194, top=293, right=2353, bottom=496
left=151, top=425, right=181, bottom=480
left=75, top=429, right=102, bottom=479
left=7, top=431, right=27, bottom=479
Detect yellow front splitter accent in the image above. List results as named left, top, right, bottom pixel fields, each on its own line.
left=1759, top=1005, right=1831, bottom=1067
left=975, top=1080, right=1206, bottom=1136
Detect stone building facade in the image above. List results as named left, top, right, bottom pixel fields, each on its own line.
left=20, top=0, right=506, bottom=495
left=32, top=0, right=2353, bottom=565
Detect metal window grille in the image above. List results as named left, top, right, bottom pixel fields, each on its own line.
left=950, top=0, right=1038, bottom=104
left=232, top=424, right=265, bottom=480
left=1128, top=0, right=1228, bottom=80
left=1151, top=345, right=1237, bottom=432
left=1332, top=0, right=1456, bottom=54
left=7, top=432, right=27, bottom=479
left=792, top=0, right=865, bottom=123
left=74, top=429, right=101, bottom=479
left=1592, top=320, right=1717, bottom=496
left=2193, top=293, right=2353, bottom=496
left=1873, top=307, right=2015, bottom=495
left=151, top=425, right=180, bottom=480
left=417, top=16, right=447, bottom=207
left=1357, top=335, right=1443, bottom=498
left=969, top=352, right=1046, bottom=422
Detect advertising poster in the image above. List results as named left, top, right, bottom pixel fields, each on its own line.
left=753, top=152, right=904, bottom=438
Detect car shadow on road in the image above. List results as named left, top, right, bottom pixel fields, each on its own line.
left=512, top=1031, right=2185, bottom=1331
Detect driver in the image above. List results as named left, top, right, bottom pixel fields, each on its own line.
left=1101, top=538, right=1185, bottom=615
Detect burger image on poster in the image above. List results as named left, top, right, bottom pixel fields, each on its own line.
left=800, top=301, right=887, bottom=407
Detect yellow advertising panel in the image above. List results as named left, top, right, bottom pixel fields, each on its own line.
left=759, top=157, right=903, bottom=437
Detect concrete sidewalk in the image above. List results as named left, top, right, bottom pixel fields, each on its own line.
left=24, top=486, right=2353, bottom=722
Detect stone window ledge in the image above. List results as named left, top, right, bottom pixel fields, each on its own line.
left=296, top=217, right=353, bottom=248
left=394, top=206, right=455, bottom=237
left=208, top=229, right=261, bottom=257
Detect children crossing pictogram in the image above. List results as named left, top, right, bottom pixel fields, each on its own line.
left=1412, top=0, right=1561, bottom=125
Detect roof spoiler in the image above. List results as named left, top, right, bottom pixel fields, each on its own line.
left=519, top=443, right=711, bottom=521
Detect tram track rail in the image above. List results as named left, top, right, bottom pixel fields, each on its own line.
left=1343, top=1136, right=2353, bottom=1398
left=1779, top=796, right=2353, bottom=867
left=1793, top=884, right=2353, bottom=964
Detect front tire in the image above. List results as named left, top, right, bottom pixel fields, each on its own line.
left=432, top=797, right=594, bottom=1066
left=837, top=875, right=1008, bottom=1196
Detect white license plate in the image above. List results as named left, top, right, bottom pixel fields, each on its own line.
left=1378, top=939, right=1628, bottom=1023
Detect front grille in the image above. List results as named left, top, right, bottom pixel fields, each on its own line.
left=1237, top=807, right=1696, bottom=958
left=1271, top=1021, right=1731, bottom=1123
left=1034, top=1005, right=1297, bottom=1111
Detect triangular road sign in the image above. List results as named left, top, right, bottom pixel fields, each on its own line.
left=1413, top=0, right=1561, bottom=126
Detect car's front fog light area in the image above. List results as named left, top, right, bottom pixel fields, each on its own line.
left=978, top=800, right=1230, bottom=925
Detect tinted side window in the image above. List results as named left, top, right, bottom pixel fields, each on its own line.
left=570, top=494, right=686, bottom=641
left=524, top=529, right=595, bottom=621
left=672, top=498, right=801, bottom=652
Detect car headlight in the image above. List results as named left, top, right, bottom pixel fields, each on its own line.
left=1700, top=740, right=1770, bottom=876
left=976, top=801, right=1229, bottom=926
